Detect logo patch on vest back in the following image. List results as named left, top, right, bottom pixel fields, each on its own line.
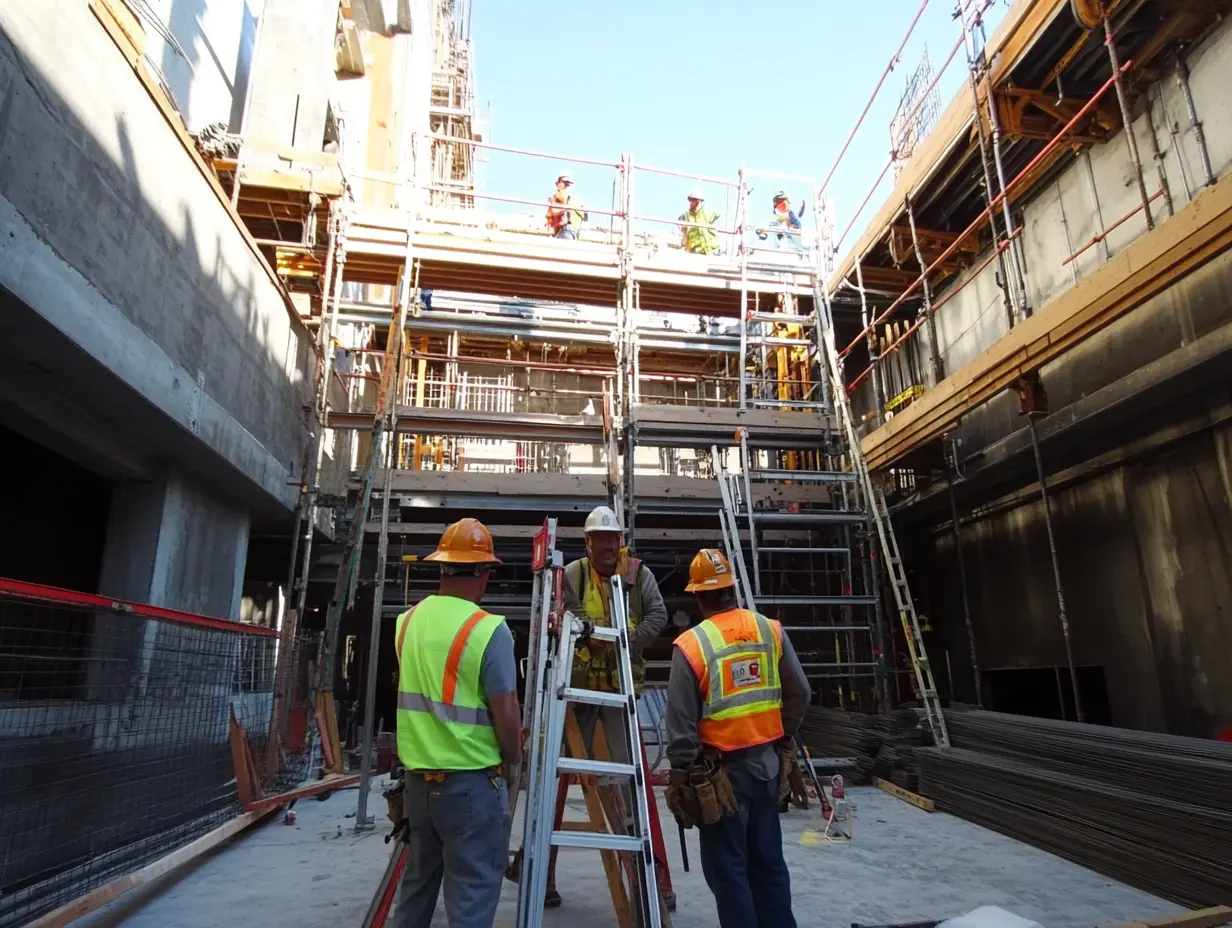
left=729, top=658, right=762, bottom=688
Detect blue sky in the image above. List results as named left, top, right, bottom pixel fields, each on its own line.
left=471, top=0, right=1010, bottom=246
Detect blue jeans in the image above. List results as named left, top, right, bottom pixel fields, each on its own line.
left=554, top=227, right=577, bottom=240
left=395, top=770, right=512, bottom=928
left=698, top=766, right=797, bottom=928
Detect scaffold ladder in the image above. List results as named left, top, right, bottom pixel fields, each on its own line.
left=516, top=572, right=665, bottom=928
left=810, top=271, right=949, bottom=746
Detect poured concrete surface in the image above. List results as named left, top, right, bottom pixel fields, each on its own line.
left=81, top=778, right=1177, bottom=928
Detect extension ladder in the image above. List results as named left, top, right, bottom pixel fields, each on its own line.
left=516, top=573, right=665, bottom=928
left=810, top=271, right=949, bottom=746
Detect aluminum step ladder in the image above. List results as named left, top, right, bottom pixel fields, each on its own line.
left=516, top=573, right=664, bottom=928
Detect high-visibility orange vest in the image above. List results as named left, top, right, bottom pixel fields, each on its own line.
left=673, top=608, right=785, bottom=752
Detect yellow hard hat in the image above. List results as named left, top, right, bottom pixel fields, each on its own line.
left=424, top=518, right=501, bottom=565
left=684, top=548, right=736, bottom=592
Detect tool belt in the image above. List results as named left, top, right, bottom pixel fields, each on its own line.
left=405, top=764, right=504, bottom=784
left=665, top=753, right=739, bottom=830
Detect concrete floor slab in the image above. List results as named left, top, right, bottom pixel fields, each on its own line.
left=79, top=779, right=1177, bottom=928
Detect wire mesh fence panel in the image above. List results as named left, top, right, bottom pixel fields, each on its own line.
left=0, top=580, right=306, bottom=927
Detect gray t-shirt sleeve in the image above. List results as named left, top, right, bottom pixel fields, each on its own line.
left=629, top=566, right=668, bottom=657
left=664, top=647, right=703, bottom=768
left=479, top=621, right=517, bottom=701
left=778, top=629, right=810, bottom=736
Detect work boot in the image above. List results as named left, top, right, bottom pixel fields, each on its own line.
left=545, top=887, right=562, bottom=908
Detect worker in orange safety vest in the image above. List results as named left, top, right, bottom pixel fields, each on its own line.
left=664, top=548, right=809, bottom=928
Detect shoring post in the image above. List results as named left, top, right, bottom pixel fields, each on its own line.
left=1175, top=50, right=1216, bottom=188
left=1103, top=16, right=1155, bottom=231
left=905, top=198, right=945, bottom=386
left=960, top=1, right=1028, bottom=322
left=853, top=258, right=886, bottom=424
left=943, top=437, right=982, bottom=707
left=1025, top=411, right=1084, bottom=723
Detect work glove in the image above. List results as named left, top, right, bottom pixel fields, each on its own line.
left=665, top=767, right=699, bottom=829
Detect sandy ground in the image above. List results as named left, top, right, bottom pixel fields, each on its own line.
left=78, top=777, right=1179, bottom=928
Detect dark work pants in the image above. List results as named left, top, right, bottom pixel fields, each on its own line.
left=698, top=765, right=798, bottom=928
left=395, top=770, right=512, bottom=928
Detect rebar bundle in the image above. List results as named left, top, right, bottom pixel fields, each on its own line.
left=918, top=710, right=1232, bottom=907
left=798, top=707, right=929, bottom=785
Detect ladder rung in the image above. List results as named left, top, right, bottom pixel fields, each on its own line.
left=582, top=626, right=621, bottom=642
left=746, top=336, right=813, bottom=347
left=759, top=546, right=850, bottom=555
left=560, top=687, right=630, bottom=710
left=749, top=469, right=856, bottom=483
left=749, top=510, right=865, bottom=524
left=551, top=831, right=646, bottom=853
left=556, top=757, right=638, bottom=779
left=747, top=312, right=814, bottom=324
left=756, top=595, right=878, bottom=606
left=748, top=399, right=827, bottom=409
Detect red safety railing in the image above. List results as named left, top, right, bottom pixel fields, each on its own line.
left=0, top=579, right=311, bottom=927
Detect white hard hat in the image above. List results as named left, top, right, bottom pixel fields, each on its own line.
left=688, top=188, right=704, bottom=201
left=584, top=505, right=622, bottom=534
left=557, top=173, right=573, bottom=185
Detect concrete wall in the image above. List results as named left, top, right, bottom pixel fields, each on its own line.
left=0, top=3, right=315, bottom=519
left=861, top=13, right=1232, bottom=418
left=890, top=17, right=1232, bottom=735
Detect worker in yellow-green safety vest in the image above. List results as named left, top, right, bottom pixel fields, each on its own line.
left=678, top=187, right=721, bottom=255
left=392, top=517, right=523, bottom=928
left=537, top=504, right=667, bottom=910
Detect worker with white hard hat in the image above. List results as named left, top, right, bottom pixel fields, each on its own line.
left=392, top=518, right=523, bottom=928
left=663, top=548, right=809, bottom=928
left=545, top=172, right=586, bottom=240
left=679, top=187, right=720, bottom=255
left=538, top=504, right=668, bottom=909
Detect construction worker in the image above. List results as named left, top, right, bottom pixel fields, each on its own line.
left=540, top=504, right=668, bottom=908
left=393, top=518, right=523, bottom=928
left=679, top=188, right=720, bottom=255
left=758, top=190, right=806, bottom=252
left=545, top=173, right=586, bottom=240
left=663, top=548, right=810, bottom=928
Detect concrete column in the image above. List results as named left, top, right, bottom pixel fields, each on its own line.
left=99, top=469, right=250, bottom=618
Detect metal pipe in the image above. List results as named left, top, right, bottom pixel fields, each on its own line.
left=632, top=163, right=740, bottom=187
left=1054, top=180, right=1081, bottom=286
left=958, top=0, right=1017, bottom=331
left=983, top=75, right=1030, bottom=318
left=425, top=132, right=623, bottom=168
left=853, top=258, right=885, bottom=425
left=1104, top=17, right=1154, bottom=232
left=1142, top=88, right=1175, bottom=218
left=944, top=440, right=982, bottom=707
left=1175, top=51, right=1216, bottom=188
left=1061, top=189, right=1163, bottom=267
left=839, top=61, right=1130, bottom=360
left=906, top=199, right=945, bottom=385
left=424, top=186, right=625, bottom=218
left=1026, top=414, right=1084, bottom=723
left=1080, top=150, right=1113, bottom=262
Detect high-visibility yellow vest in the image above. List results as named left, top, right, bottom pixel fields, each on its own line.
left=565, top=554, right=645, bottom=693
left=679, top=207, right=720, bottom=255
left=394, top=594, right=504, bottom=770
left=673, top=608, right=785, bottom=752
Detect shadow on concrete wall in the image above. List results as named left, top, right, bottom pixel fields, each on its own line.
left=0, top=17, right=315, bottom=527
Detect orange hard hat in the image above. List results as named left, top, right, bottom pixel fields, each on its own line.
left=424, top=518, right=501, bottom=565
left=684, top=548, right=736, bottom=592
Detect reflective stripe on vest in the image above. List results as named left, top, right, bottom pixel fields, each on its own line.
left=572, top=556, right=644, bottom=692
left=674, top=609, right=785, bottom=751
left=394, top=595, right=503, bottom=770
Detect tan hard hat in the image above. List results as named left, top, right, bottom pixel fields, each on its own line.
left=685, top=548, right=736, bottom=592
left=424, top=518, right=501, bottom=564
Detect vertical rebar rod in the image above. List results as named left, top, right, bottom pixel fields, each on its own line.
left=737, top=170, right=750, bottom=410
left=854, top=258, right=886, bottom=424
left=1175, top=52, right=1216, bottom=188
left=1143, top=88, right=1175, bottom=218
left=944, top=440, right=982, bottom=707
left=1104, top=16, right=1154, bottom=231
left=957, top=0, right=1019, bottom=330
left=1027, top=414, right=1084, bottom=723
left=906, top=199, right=945, bottom=386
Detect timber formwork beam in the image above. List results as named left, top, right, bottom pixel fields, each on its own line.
left=861, top=173, right=1232, bottom=471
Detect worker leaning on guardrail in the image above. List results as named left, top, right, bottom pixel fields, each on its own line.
left=664, top=548, right=809, bottom=928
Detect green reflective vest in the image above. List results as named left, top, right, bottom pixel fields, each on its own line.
left=679, top=207, right=720, bottom=255
left=394, top=594, right=504, bottom=770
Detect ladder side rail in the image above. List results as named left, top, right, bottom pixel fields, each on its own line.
left=736, top=429, right=762, bottom=597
